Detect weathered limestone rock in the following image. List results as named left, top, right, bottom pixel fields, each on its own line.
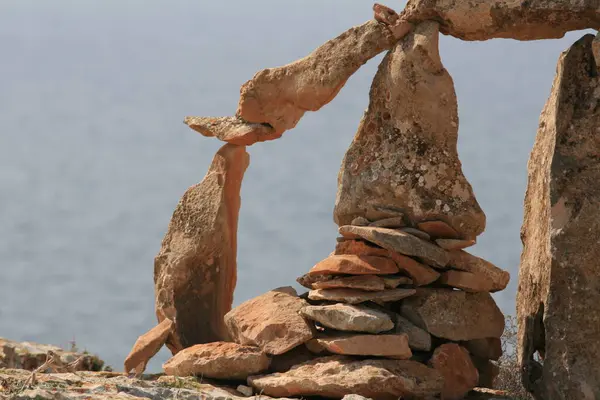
left=382, top=275, right=413, bottom=288
left=401, top=289, right=505, bottom=341
left=312, top=275, right=386, bottom=291
left=429, top=344, right=479, bottom=400
left=154, top=144, right=249, bottom=353
left=369, top=216, right=405, bottom=228
left=448, top=250, right=510, bottom=292
left=394, top=314, right=432, bottom=351
left=184, top=116, right=279, bottom=146
left=401, top=0, right=600, bottom=41
left=399, top=227, right=431, bottom=241
left=307, top=334, right=412, bottom=359
left=308, top=254, right=399, bottom=276
left=339, top=226, right=449, bottom=267
left=517, top=33, right=600, bottom=400
left=439, top=270, right=498, bottom=293
left=237, top=20, right=396, bottom=135
left=300, top=304, right=394, bottom=333
left=163, top=342, right=270, bottom=379
left=269, top=346, right=317, bottom=373
left=351, top=216, right=371, bottom=226
left=333, top=22, right=485, bottom=239
left=248, top=356, right=444, bottom=400
left=464, top=337, right=502, bottom=361
left=372, top=3, right=413, bottom=40
left=124, top=319, right=173, bottom=374
left=225, top=287, right=314, bottom=355
left=309, top=288, right=415, bottom=305
left=0, top=338, right=103, bottom=372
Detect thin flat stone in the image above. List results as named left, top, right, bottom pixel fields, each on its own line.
left=436, top=238, right=476, bottom=250
left=417, top=220, right=460, bottom=239
left=312, top=275, right=386, bottom=291
left=307, top=334, right=412, bottom=359
left=184, top=116, right=280, bottom=146
left=369, top=216, right=406, bottom=228
left=447, top=251, right=510, bottom=292
left=400, top=227, right=431, bottom=241
left=308, top=254, right=399, bottom=276
left=308, top=288, right=416, bottom=305
left=300, top=304, right=394, bottom=333
left=296, top=274, right=332, bottom=290
left=439, top=270, right=497, bottom=293
left=339, top=225, right=449, bottom=268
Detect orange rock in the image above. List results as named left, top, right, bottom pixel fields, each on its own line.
left=224, top=287, right=314, bottom=355
left=307, top=334, right=412, bottom=359
left=417, top=220, right=460, bottom=239
left=334, top=240, right=439, bottom=285
left=436, top=238, right=476, bottom=250
left=429, top=344, right=479, bottom=400
left=154, top=144, right=249, bottom=353
left=312, top=275, right=386, bottom=291
left=124, top=319, right=173, bottom=374
left=184, top=116, right=280, bottom=146
left=163, top=342, right=270, bottom=379
left=308, top=255, right=399, bottom=276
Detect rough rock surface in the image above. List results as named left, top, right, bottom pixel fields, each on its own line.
left=224, top=287, right=314, bottom=355
left=269, top=346, right=317, bottom=373
left=417, top=220, right=460, bottom=239
left=184, top=116, right=279, bottom=146
left=333, top=22, right=485, bottom=239
left=393, top=314, right=432, bottom=351
left=401, top=289, right=505, bottom=341
left=124, top=319, right=174, bottom=374
left=0, top=338, right=103, bottom=372
left=339, top=226, right=449, bottom=267
left=300, top=304, right=394, bottom=333
left=307, top=334, right=412, bottom=359
left=0, top=370, right=292, bottom=400
left=401, top=0, right=600, bottom=41
left=309, top=288, right=415, bottom=304
left=163, top=342, right=270, bottom=379
left=517, top=33, right=600, bottom=400
left=464, top=338, right=502, bottom=361
left=312, top=275, right=386, bottom=291
left=436, top=238, right=476, bottom=250
left=439, top=270, right=498, bottom=293
left=248, top=356, right=444, bottom=400
left=382, top=275, right=413, bottom=288
left=429, top=343, right=479, bottom=400
left=237, top=20, right=396, bottom=135
left=448, top=250, right=510, bottom=292
left=308, top=254, right=399, bottom=276
left=154, top=144, right=249, bottom=353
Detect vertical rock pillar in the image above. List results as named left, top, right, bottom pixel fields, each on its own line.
left=518, top=33, right=600, bottom=400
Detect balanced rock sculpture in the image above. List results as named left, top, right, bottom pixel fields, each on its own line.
left=518, top=33, right=600, bottom=400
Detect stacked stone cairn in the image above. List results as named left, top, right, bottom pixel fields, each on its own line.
left=123, top=1, right=600, bottom=399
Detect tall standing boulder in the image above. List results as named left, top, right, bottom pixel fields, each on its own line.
left=517, top=34, right=600, bottom=400
left=333, top=21, right=485, bottom=239
left=154, top=144, right=249, bottom=354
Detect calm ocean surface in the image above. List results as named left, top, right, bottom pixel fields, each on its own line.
left=0, top=1, right=592, bottom=371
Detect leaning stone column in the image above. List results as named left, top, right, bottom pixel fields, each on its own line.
left=154, top=144, right=249, bottom=354
left=333, top=21, right=485, bottom=240
left=517, top=33, right=600, bottom=400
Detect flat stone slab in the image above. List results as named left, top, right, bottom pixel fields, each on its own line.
left=400, top=289, right=505, bottom=341
left=436, top=238, right=476, bottom=250
left=308, top=254, right=399, bottom=276
left=447, top=251, right=510, bottom=292
left=124, top=319, right=173, bottom=374
left=163, top=342, right=270, bottom=380
left=300, top=304, right=394, bottom=333
left=306, top=334, right=412, bottom=359
left=184, top=116, right=280, bottom=146
left=309, top=288, right=416, bottom=305
left=248, top=356, right=444, bottom=400
left=312, top=275, right=386, bottom=291
left=393, top=314, right=432, bottom=352
left=439, top=270, right=499, bottom=293
left=339, top=225, right=449, bottom=267
left=429, top=343, right=479, bottom=400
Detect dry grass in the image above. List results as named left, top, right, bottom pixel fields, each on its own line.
left=494, top=315, right=534, bottom=399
